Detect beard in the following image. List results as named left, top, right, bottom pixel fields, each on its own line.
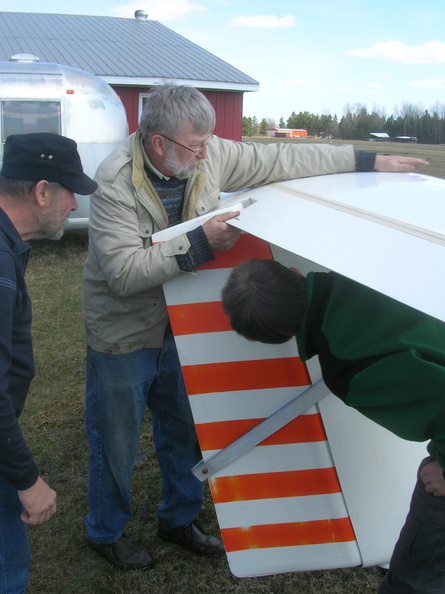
left=34, top=196, right=67, bottom=240
left=163, top=144, right=200, bottom=179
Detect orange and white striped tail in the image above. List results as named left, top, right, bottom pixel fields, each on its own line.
left=163, top=234, right=362, bottom=577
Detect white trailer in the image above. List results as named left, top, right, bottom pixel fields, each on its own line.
left=0, top=55, right=128, bottom=229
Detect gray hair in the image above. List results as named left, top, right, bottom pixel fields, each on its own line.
left=139, top=84, right=216, bottom=141
left=0, top=176, right=64, bottom=200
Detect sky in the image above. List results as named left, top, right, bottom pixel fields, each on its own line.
left=3, top=0, right=445, bottom=123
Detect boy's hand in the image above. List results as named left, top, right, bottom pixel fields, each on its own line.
left=420, top=460, right=445, bottom=497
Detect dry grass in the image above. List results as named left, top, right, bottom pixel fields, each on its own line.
left=21, top=142, right=444, bottom=593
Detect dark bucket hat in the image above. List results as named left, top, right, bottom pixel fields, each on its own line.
left=1, top=132, right=98, bottom=195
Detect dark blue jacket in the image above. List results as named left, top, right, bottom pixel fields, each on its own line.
left=0, top=207, right=39, bottom=490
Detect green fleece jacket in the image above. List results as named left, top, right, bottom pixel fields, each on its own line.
left=297, top=272, right=445, bottom=468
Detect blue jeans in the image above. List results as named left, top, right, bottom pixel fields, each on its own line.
left=84, top=331, right=204, bottom=544
left=0, top=477, right=30, bottom=593
left=379, top=457, right=445, bottom=593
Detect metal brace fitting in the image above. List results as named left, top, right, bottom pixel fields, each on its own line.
left=192, top=378, right=330, bottom=481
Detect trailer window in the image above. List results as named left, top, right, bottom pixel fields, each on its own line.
left=1, top=100, right=61, bottom=142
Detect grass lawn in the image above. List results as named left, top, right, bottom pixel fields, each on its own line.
left=22, top=142, right=443, bottom=593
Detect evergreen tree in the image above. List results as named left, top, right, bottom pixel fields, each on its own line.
left=251, top=116, right=259, bottom=136
left=242, top=116, right=254, bottom=137
left=259, top=118, right=268, bottom=136
left=286, top=112, right=298, bottom=128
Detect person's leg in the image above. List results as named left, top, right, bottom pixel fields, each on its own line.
left=0, top=477, right=30, bottom=594
left=379, top=456, right=445, bottom=593
left=84, top=346, right=157, bottom=543
left=148, top=331, right=223, bottom=556
left=147, top=330, right=203, bottom=531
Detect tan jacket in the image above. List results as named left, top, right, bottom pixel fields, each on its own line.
left=81, top=131, right=355, bottom=354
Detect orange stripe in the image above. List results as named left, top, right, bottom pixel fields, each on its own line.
left=196, top=413, right=327, bottom=451
left=210, top=467, right=341, bottom=503
left=182, top=357, right=311, bottom=395
left=221, top=517, right=356, bottom=552
left=168, top=301, right=231, bottom=336
left=198, top=234, right=273, bottom=270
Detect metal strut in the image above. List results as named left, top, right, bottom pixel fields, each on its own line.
left=192, top=378, right=330, bottom=481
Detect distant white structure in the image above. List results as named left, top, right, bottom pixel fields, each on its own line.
left=366, top=132, right=418, bottom=143
left=395, top=136, right=418, bottom=143
left=367, top=132, right=390, bottom=141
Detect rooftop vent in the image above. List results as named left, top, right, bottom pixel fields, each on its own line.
left=134, top=10, right=148, bottom=20
left=10, top=54, right=40, bottom=63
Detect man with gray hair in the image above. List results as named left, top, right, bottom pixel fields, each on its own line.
left=81, top=84, right=427, bottom=569
left=0, top=132, right=97, bottom=592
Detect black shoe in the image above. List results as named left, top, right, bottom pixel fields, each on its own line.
left=157, top=520, right=225, bottom=557
left=88, top=533, right=155, bottom=569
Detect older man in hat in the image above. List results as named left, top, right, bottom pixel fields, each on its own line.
left=0, top=132, right=97, bottom=592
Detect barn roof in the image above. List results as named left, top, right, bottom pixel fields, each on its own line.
left=0, top=11, right=258, bottom=91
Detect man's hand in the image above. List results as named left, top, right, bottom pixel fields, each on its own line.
left=202, top=211, right=241, bottom=251
left=374, top=155, right=429, bottom=172
left=18, top=476, right=57, bottom=525
left=420, top=460, right=445, bottom=497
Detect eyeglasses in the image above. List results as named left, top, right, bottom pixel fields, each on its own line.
left=159, top=133, right=213, bottom=156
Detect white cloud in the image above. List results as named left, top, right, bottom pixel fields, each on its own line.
left=367, top=82, right=382, bottom=89
left=347, top=40, right=445, bottom=64
left=411, top=77, right=445, bottom=89
left=231, top=14, right=296, bottom=28
left=112, top=0, right=207, bottom=21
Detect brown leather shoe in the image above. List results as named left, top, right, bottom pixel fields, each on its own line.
left=88, top=533, right=155, bottom=569
left=157, top=520, right=224, bottom=557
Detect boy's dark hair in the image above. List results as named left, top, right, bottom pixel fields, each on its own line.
left=221, top=259, right=307, bottom=344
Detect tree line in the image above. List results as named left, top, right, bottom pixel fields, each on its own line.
left=243, top=102, right=445, bottom=144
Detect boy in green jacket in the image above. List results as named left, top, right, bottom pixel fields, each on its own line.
left=221, top=258, right=445, bottom=594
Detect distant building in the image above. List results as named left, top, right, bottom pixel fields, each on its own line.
left=365, top=133, right=418, bottom=143
left=267, top=128, right=308, bottom=138
left=365, top=132, right=390, bottom=141
left=0, top=11, right=259, bottom=141
left=395, top=136, right=418, bottom=143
